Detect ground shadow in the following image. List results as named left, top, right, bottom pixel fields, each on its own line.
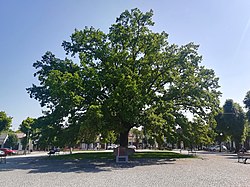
left=0, top=156, right=176, bottom=174
left=195, top=151, right=250, bottom=164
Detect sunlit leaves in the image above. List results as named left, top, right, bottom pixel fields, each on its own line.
left=0, top=111, right=12, bottom=132
left=28, top=8, right=221, bottom=147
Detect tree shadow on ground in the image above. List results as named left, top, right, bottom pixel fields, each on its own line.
left=196, top=151, right=250, bottom=164
left=0, top=156, right=176, bottom=174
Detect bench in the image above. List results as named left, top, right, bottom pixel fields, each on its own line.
left=114, top=147, right=135, bottom=163
left=237, top=152, right=250, bottom=164
left=116, top=147, right=128, bottom=163
left=0, top=154, right=7, bottom=164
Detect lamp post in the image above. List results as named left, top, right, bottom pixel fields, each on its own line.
left=219, top=133, right=223, bottom=152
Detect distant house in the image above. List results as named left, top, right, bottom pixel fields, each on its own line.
left=0, top=133, right=8, bottom=148
left=16, top=132, right=26, bottom=151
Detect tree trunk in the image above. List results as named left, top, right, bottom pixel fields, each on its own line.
left=235, top=140, right=240, bottom=153
left=245, top=138, right=250, bottom=150
left=119, top=129, right=130, bottom=147
left=230, top=141, right=234, bottom=152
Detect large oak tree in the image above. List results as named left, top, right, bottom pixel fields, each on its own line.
left=27, top=9, right=221, bottom=147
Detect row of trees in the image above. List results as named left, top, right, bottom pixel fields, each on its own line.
left=1, top=99, right=250, bottom=152
left=1, top=98, right=250, bottom=152
left=16, top=96, right=250, bottom=152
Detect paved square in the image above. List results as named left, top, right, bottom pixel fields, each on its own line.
left=0, top=151, right=249, bottom=187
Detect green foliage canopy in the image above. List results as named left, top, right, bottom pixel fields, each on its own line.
left=27, top=8, right=221, bottom=147
left=19, top=117, right=35, bottom=149
left=216, top=99, right=247, bottom=151
left=244, top=91, right=250, bottom=121
left=0, top=111, right=12, bottom=132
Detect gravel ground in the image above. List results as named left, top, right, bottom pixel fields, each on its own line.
left=0, top=151, right=249, bottom=187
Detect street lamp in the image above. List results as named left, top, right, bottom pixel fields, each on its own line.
left=219, top=133, right=223, bottom=152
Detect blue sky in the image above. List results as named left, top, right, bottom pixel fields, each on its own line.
left=1, top=1, right=250, bottom=130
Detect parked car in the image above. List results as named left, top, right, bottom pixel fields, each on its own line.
left=128, top=145, right=136, bottom=149
left=0, top=150, right=5, bottom=155
left=0, top=148, right=17, bottom=155
left=107, top=144, right=118, bottom=150
left=208, top=145, right=227, bottom=152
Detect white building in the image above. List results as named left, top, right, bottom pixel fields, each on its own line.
left=0, top=133, right=8, bottom=148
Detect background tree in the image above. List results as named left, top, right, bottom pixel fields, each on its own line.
left=31, top=116, right=63, bottom=150
left=100, top=130, right=118, bottom=148
left=130, top=128, right=143, bottom=148
left=148, top=137, right=156, bottom=148
left=0, top=111, right=12, bottom=132
left=244, top=91, right=250, bottom=121
left=27, top=8, right=221, bottom=148
left=19, top=117, right=35, bottom=152
left=215, top=111, right=230, bottom=147
left=183, top=118, right=215, bottom=150
left=243, top=91, right=250, bottom=149
left=245, top=125, right=250, bottom=150
left=216, top=99, right=247, bottom=152
left=4, top=131, right=18, bottom=149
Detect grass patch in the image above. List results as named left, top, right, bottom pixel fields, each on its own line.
left=131, top=151, right=194, bottom=159
left=46, top=150, right=194, bottom=161
left=47, top=151, right=114, bottom=160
